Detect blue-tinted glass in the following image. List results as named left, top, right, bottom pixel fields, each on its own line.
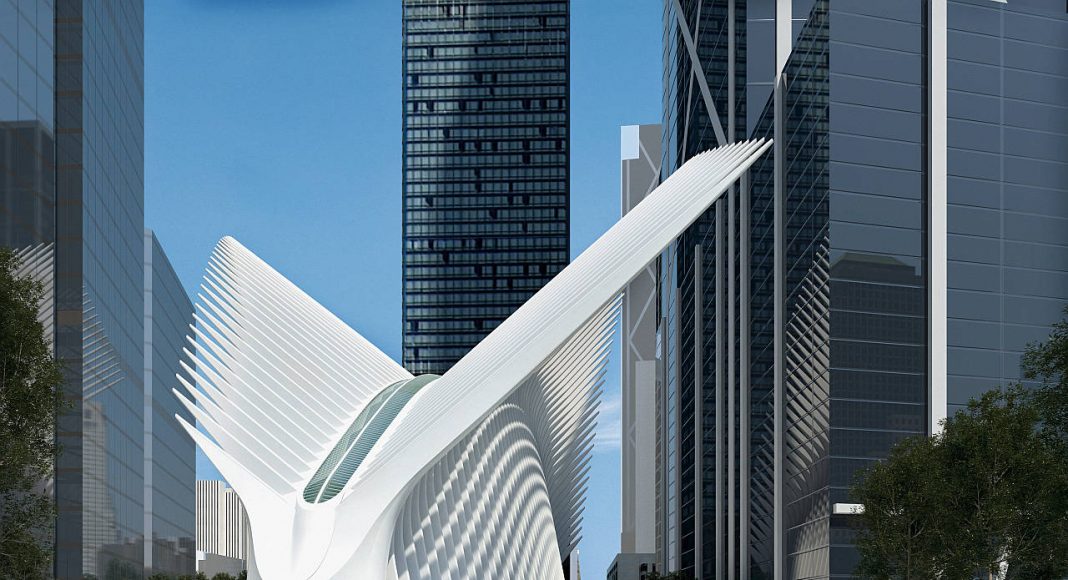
left=401, top=1, right=570, bottom=375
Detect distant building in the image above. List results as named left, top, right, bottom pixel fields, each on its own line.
left=606, top=553, right=657, bottom=580
left=616, top=125, right=660, bottom=570
left=401, top=0, right=571, bottom=374
left=144, top=230, right=196, bottom=576
left=567, top=548, right=583, bottom=580
left=196, top=552, right=245, bottom=579
left=196, top=481, right=250, bottom=564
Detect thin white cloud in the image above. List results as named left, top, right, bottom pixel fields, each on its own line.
left=593, top=395, right=622, bottom=452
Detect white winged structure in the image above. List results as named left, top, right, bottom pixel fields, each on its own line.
left=175, top=139, right=771, bottom=579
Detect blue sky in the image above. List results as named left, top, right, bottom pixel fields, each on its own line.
left=145, top=0, right=661, bottom=574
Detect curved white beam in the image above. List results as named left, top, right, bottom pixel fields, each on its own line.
left=178, top=139, right=771, bottom=579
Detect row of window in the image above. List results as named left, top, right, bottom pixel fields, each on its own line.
left=406, top=188, right=564, bottom=200
left=406, top=153, right=565, bottom=168
left=407, top=84, right=565, bottom=100
left=406, top=112, right=566, bottom=127
left=406, top=218, right=566, bottom=232
left=404, top=306, right=528, bottom=319
left=406, top=126, right=565, bottom=140
left=406, top=289, right=541, bottom=306
left=406, top=236, right=566, bottom=251
left=404, top=2, right=566, bottom=19
left=406, top=263, right=564, bottom=278
left=407, top=98, right=565, bottom=113
left=406, top=167, right=566, bottom=181
left=404, top=319, right=500, bottom=332
left=404, top=249, right=568, bottom=264
left=406, top=43, right=563, bottom=59
left=406, top=207, right=565, bottom=221
left=404, top=333, right=499, bottom=346
left=405, top=31, right=566, bottom=47
left=403, top=346, right=488, bottom=361
left=408, top=72, right=567, bottom=87
left=405, top=16, right=567, bottom=32
left=407, top=58, right=565, bottom=74
left=405, top=275, right=555, bottom=291
left=406, top=140, right=564, bottom=154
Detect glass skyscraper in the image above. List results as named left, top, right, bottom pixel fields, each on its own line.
left=653, top=0, right=1068, bottom=578
left=54, top=3, right=148, bottom=576
left=144, top=230, right=196, bottom=576
left=1, top=0, right=56, bottom=306
left=401, top=0, right=570, bottom=375
left=2, top=3, right=195, bottom=578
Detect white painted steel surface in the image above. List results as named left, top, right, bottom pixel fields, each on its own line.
left=177, top=140, right=770, bottom=579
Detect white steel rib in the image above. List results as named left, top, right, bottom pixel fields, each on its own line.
left=175, top=139, right=771, bottom=579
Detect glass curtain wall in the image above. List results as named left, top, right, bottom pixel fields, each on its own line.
left=402, top=0, right=570, bottom=375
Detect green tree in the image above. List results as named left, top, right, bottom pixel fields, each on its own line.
left=854, top=388, right=1068, bottom=579
left=0, top=248, right=65, bottom=579
left=1022, top=305, right=1068, bottom=444
left=940, top=388, right=1068, bottom=578
left=851, top=436, right=954, bottom=579
left=853, top=307, right=1068, bottom=580
left=104, top=558, right=143, bottom=580
left=210, top=573, right=236, bottom=580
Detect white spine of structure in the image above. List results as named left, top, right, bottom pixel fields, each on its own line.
left=175, top=139, right=771, bottom=579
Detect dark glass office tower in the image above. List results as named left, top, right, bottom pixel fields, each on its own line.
left=53, top=2, right=148, bottom=577
left=4, top=3, right=192, bottom=578
left=401, top=0, right=570, bottom=375
left=144, top=230, right=196, bottom=576
left=944, top=0, right=1068, bottom=415
left=1, top=0, right=57, bottom=322
left=654, top=1, right=1068, bottom=579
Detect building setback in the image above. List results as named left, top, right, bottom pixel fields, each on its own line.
left=401, top=0, right=570, bottom=375
left=2, top=2, right=195, bottom=578
left=653, top=0, right=1068, bottom=579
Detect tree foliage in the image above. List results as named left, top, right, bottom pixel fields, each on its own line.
left=645, top=572, right=688, bottom=580
left=149, top=572, right=209, bottom=580
left=850, top=436, right=948, bottom=579
left=1023, top=305, right=1068, bottom=445
left=852, top=308, right=1068, bottom=580
left=0, top=248, right=66, bottom=579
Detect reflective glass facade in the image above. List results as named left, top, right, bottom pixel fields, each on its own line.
left=4, top=2, right=156, bottom=578
left=3, top=2, right=159, bottom=578
left=4, top=3, right=196, bottom=578
left=1, top=0, right=56, bottom=310
left=655, top=0, right=1068, bottom=579
left=54, top=2, right=147, bottom=578
left=945, top=0, right=1068, bottom=414
left=1, top=0, right=54, bottom=572
left=145, top=231, right=195, bottom=576
left=402, top=0, right=570, bottom=375
left=1, top=0, right=59, bottom=568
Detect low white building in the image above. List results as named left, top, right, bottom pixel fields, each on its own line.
left=195, top=480, right=249, bottom=568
